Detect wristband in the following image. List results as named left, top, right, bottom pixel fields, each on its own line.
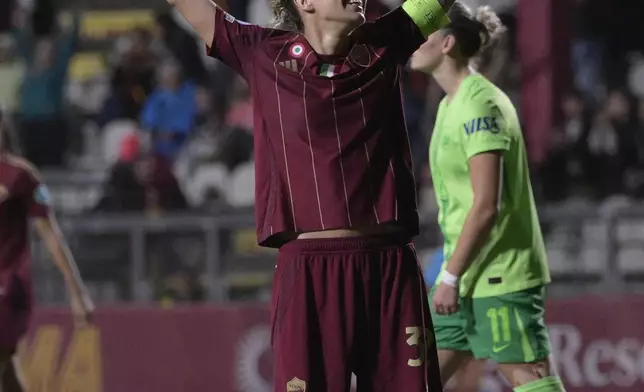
left=402, top=0, right=451, bottom=38
left=441, top=270, right=460, bottom=287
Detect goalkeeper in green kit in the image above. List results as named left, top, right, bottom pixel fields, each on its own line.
left=409, top=2, right=566, bottom=392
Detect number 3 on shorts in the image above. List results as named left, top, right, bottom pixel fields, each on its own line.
left=405, top=326, right=432, bottom=367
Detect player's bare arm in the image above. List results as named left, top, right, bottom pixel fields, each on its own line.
left=443, top=151, right=501, bottom=278
left=433, top=151, right=501, bottom=315
left=34, top=216, right=94, bottom=326
left=166, top=0, right=217, bottom=47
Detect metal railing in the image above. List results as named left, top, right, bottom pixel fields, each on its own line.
left=29, top=205, right=644, bottom=304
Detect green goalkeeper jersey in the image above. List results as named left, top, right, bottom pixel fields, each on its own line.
left=429, top=73, right=550, bottom=298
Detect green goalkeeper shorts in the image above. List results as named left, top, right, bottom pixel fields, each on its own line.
left=429, top=285, right=551, bottom=363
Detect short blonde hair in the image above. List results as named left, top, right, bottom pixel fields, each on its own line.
left=443, top=2, right=506, bottom=65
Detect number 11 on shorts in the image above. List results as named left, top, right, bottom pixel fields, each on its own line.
left=487, top=306, right=511, bottom=352
left=405, top=326, right=433, bottom=367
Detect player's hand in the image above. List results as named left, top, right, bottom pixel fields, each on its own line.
left=71, top=292, right=95, bottom=328
left=433, top=282, right=459, bottom=315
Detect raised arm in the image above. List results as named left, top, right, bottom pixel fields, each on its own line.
left=401, top=0, right=455, bottom=37
left=20, top=169, right=94, bottom=326
left=168, top=0, right=270, bottom=77
left=358, top=0, right=455, bottom=63
left=34, top=215, right=94, bottom=326
left=53, top=10, right=81, bottom=78
left=167, top=0, right=217, bottom=47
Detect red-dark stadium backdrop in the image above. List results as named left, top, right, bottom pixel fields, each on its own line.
left=20, top=297, right=644, bottom=392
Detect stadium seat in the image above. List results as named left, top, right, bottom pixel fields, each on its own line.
left=617, top=248, right=644, bottom=274
left=101, top=120, right=138, bottom=165
left=616, top=220, right=644, bottom=244
left=187, top=163, right=230, bottom=206
left=578, top=248, right=606, bottom=274
left=582, top=221, right=609, bottom=244
left=101, top=282, right=121, bottom=303
left=227, top=162, right=255, bottom=207
left=546, top=248, right=571, bottom=275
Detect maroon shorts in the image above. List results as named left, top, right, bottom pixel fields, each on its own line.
left=271, top=236, right=442, bottom=392
left=0, top=273, right=32, bottom=349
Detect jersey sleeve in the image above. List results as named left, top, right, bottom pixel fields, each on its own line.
left=206, top=7, right=271, bottom=76
left=364, top=0, right=450, bottom=63
left=460, top=97, right=511, bottom=159
left=23, top=174, right=52, bottom=218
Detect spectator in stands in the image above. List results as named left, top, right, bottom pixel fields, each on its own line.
left=13, top=9, right=80, bottom=167
left=141, top=61, right=197, bottom=160
left=587, top=109, right=622, bottom=198
left=403, top=71, right=428, bottom=193
left=100, top=28, right=157, bottom=126
left=159, top=268, right=205, bottom=304
left=0, top=35, right=24, bottom=114
left=542, top=90, right=592, bottom=200
left=172, top=85, right=224, bottom=181
left=155, top=12, right=210, bottom=85
left=0, top=0, right=15, bottom=33
left=93, top=134, right=146, bottom=212
left=94, top=135, right=188, bottom=213
left=140, top=154, right=189, bottom=214
left=225, top=76, right=252, bottom=131
left=219, top=77, right=254, bottom=171
left=605, top=90, right=639, bottom=170
left=636, top=100, right=644, bottom=159
left=195, top=85, right=223, bottom=130
left=625, top=99, right=644, bottom=197
left=571, top=0, right=605, bottom=102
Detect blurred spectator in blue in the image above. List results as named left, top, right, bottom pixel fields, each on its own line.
left=13, top=9, right=80, bottom=167
left=100, top=28, right=157, bottom=126
left=155, top=12, right=210, bottom=85
left=571, top=0, right=605, bottom=102
left=424, top=247, right=444, bottom=288
left=141, top=61, right=197, bottom=159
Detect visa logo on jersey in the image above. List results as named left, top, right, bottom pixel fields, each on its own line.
left=463, top=117, right=500, bottom=135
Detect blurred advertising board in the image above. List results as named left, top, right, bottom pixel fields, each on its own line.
left=19, top=296, right=644, bottom=392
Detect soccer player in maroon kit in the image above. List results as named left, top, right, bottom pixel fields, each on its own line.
left=168, top=0, right=455, bottom=390
left=0, top=113, right=94, bottom=392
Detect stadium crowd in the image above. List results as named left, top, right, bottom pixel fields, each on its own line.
left=1, top=0, right=644, bottom=303
left=1, top=0, right=644, bottom=210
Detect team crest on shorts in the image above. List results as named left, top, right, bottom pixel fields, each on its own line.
left=286, top=377, right=306, bottom=391
left=290, top=43, right=305, bottom=58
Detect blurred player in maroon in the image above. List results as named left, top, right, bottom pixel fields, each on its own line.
left=168, top=0, right=455, bottom=390
left=0, top=112, right=94, bottom=392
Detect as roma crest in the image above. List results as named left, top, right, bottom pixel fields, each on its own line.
left=348, top=44, right=371, bottom=68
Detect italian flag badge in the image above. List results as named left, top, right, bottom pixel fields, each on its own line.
left=319, top=64, right=336, bottom=77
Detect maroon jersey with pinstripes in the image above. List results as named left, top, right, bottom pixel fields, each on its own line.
left=209, top=7, right=425, bottom=247
left=0, top=155, right=50, bottom=278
